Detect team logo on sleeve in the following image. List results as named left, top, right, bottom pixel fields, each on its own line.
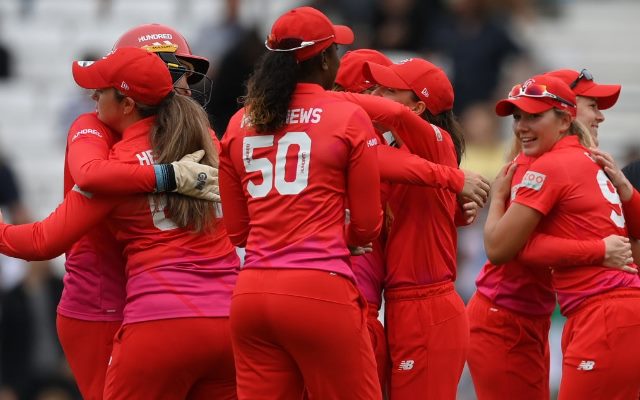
left=71, top=128, right=103, bottom=142
left=430, top=124, right=443, bottom=141
left=520, top=170, right=546, bottom=191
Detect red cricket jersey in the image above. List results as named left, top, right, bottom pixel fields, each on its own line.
left=513, top=135, right=640, bottom=315
left=1, top=117, right=240, bottom=324
left=476, top=153, right=604, bottom=315
left=355, top=95, right=459, bottom=288
left=476, top=153, right=555, bottom=315
left=220, top=83, right=382, bottom=280
left=61, top=113, right=143, bottom=321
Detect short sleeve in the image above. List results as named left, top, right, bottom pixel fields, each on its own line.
left=512, top=155, right=568, bottom=216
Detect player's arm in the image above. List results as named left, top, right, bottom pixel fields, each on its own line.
left=67, top=114, right=156, bottom=193
left=518, top=233, right=635, bottom=272
left=517, top=233, right=604, bottom=268
left=590, top=147, right=640, bottom=238
left=377, top=145, right=464, bottom=191
left=67, top=114, right=217, bottom=200
left=484, top=163, right=543, bottom=264
left=345, top=110, right=382, bottom=246
left=327, top=91, right=444, bottom=162
left=0, top=189, right=114, bottom=260
left=632, top=239, right=640, bottom=265
left=622, top=189, right=640, bottom=239
left=334, top=95, right=490, bottom=204
left=454, top=199, right=479, bottom=226
left=219, top=133, right=250, bottom=247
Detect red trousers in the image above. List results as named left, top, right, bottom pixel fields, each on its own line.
left=559, top=289, right=640, bottom=400
left=230, top=268, right=381, bottom=400
left=384, top=281, right=468, bottom=400
left=466, top=293, right=551, bottom=400
left=367, top=304, right=389, bottom=396
left=56, top=314, right=120, bottom=400
left=103, top=317, right=236, bottom=400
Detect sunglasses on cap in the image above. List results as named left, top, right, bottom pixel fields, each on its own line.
left=569, top=68, right=593, bottom=89
left=508, top=83, right=576, bottom=108
left=265, top=35, right=335, bottom=52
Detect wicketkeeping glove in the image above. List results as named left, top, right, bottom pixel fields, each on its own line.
left=154, top=150, right=220, bottom=202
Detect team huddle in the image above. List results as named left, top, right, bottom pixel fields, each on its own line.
left=0, top=5, right=639, bottom=400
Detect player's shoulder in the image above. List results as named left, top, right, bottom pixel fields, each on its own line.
left=68, top=112, right=114, bottom=143
left=315, top=99, right=374, bottom=134
left=222, top=109, right=248, bottom=138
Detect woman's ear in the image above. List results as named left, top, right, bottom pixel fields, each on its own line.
left=412, top=100, right=427, bottom=116
left=122, top=97, right=136, bottom=115
left=558, top=111, right=573, bottom=132
left=320, top=50, right=329, bottom=71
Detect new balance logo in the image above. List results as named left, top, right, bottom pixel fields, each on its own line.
left=577, top=360, right=595, bottom=371
left=398, top=360, right=414, bottom=371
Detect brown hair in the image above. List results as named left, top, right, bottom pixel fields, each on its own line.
left=138, top=93, right=218, bottom=232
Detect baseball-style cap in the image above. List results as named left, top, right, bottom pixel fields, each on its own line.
left=266, top=6, right=354, bottom=62
left=495, top=74, right=577, bottom=117
left=335, top=49, right=392, bottom=93
left=545, top=69, right=621, bottom=110
left=363, top=58, right=454, bottom=115
left=72, top=47, right=173, bottom=106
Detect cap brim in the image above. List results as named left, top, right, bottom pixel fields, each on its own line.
left=495, top=97, right=553, bottom=116
left=363, top=62, right=410, bottom=90
left=333, top=25, right=354, bottom=45
left=72, top=60, right=109, bottom=89
left=578, top=83, right=621, bottom=110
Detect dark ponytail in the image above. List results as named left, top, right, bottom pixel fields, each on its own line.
left=244, top=51, right=299, bottom=133
left=423, top=109, right=466, bottom=165
left=409, top=91, right=465, bottom=165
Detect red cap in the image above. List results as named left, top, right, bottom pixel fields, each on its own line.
left=72, top=47, right=173, bottom=106
left=545, top=69, right=621, bottom=110
left=266, top=6, right=354, bottom=62
left=113, top=23, right=209, bottom=84
left=363, top=58, right=454, bottom=115
left=496, top=75, right=576, bottom=117
left=335, top=49, right=392, bottom=93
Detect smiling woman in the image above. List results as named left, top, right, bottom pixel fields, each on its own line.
left=545, top=68, right=621, bottom=146
left=480, top=73, right=640, bottom=399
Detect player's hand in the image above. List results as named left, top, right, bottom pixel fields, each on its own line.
left=490, top=162, right=516, bottom=202
left=590, top=147, right=633, bottom=201
left=0, top=210, right=4, bottom=224
left=603, top=234, right=637, bottom=273
left=460, top=169, right=490, bottom=208
left=349, top=243, right=373, bottom=256
left=172, top=150, right=220, bottom=202
left=459, top=200, right=479, bottom=225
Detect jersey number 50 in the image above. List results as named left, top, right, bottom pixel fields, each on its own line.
left=243, top=132, right=311, bottom=198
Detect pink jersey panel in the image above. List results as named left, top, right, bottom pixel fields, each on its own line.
left=476, top=153, right=555, bottom=316
left=60, top=113, right=126, bottom=321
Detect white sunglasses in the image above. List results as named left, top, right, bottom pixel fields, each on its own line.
left=264, top=35, right=335, bottom=52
